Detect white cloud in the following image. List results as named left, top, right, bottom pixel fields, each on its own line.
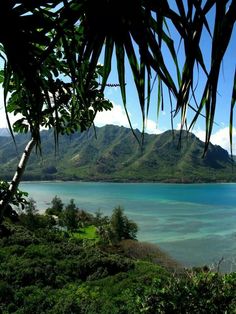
left=0, top=108, right=22, bottom=129
left=94, top=102, right=130, bottom=127
left=0, top=86, right=24, bottom=129
left=0, top=87, right=5, bottom=128
left=194, top=127, right=236, bottom=154
left=176, top=123, right=181, bottom=130
left=0, top=86, right=9, bottom=128
left=194, top=128, right=206, bottom=142
left=211, top=128, right=236, bottom=154
left=145, top=119, right=163, bottom=134
left=95, top=103, right=164, bottom=134
left=0, top=88, right=8, bottom=128
left=105, top=86, right=119, bottom=97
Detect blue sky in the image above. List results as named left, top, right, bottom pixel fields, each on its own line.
left=0, top=4, right=236, bottom=153
left=95, top=6, right=236, bottom=153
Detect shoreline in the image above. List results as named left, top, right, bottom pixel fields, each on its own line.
left=19, top=179, right=236, bottom=184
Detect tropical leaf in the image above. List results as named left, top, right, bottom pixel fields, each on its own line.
left=101, top=37, right=114, bottom=91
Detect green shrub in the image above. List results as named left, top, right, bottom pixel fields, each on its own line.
left=128, top=270, right=236, bottom=313
left=0, top=280, right=13, bottom=303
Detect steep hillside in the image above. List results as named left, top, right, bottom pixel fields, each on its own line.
left=0, top=125, right=235, bottom=182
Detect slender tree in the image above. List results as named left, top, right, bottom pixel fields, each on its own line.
left=45, top=196, right=64, bottom=216
left=61, top=199, right=78, bottom=232
left=0, top=57, right=112, bottom=220
left=111, top=207, right=138, bottom=242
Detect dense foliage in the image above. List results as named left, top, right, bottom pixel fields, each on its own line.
left=0, top=204, right=235, bottom=313
left=0, top=221, right=133, bottom=313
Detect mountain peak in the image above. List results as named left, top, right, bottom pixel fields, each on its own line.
left=0, top=125, right=234, bottom=182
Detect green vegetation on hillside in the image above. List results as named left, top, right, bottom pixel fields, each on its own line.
left=0, top=125, right=235, bottom=183
left=0, top=202, right=235, bottom=314
left=45, top=196, right=138, bottom=245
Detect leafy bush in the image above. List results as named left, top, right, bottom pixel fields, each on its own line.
left=126, top=270, right=236, bottom=313
left=0, top=280, right=13, bottom=303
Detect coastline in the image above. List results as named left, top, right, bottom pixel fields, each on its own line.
left=19, top=178, right=236, bottom=184
left=19, top=180, right=236, bottom=272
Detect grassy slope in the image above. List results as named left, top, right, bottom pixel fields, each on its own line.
left=71, top=225, right=99, bottom=241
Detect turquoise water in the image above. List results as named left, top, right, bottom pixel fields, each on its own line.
left=20, top=182, right=236, bottom=271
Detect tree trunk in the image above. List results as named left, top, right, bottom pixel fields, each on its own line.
left=0, top=137, right=36, bottom=222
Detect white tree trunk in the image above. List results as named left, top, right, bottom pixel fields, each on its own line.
left=0, top=138, right=36, bottom=221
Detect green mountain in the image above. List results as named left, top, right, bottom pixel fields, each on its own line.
left=0, top=125, right=235, bottom=182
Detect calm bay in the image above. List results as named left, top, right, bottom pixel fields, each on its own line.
left=20, top=181, right=236, bottom=271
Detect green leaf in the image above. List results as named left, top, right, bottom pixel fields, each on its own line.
left=0, top=70, right=4, bottom=84
left=101, top=37, right=114, bottom=91
left=115, top=42, right=126, bottom=105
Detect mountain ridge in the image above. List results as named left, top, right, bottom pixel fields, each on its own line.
left=0, top=125, right=235, bottom=183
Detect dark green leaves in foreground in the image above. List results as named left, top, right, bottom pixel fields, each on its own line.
left=0, top=181, right=28, bottom=210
